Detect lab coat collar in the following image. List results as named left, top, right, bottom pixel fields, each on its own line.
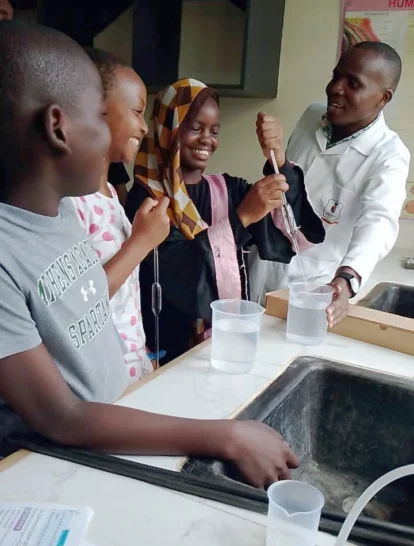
left=315, top=112, right=386, bottom=156
left=349, top=113, right=386, bottom=156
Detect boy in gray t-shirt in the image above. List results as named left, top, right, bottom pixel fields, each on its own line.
left=0, top=20, right=299, bottom=487
left=0, top=198, right=128, bottom=447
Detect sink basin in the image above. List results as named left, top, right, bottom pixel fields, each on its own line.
left=182, top=357, right=414, bottom=526
left=357, top=282, right=414, bottom=320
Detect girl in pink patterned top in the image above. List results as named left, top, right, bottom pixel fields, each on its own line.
left=72, top=48, right=169, bottom=382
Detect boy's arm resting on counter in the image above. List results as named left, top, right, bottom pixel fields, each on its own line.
left=0, top=264, right=299, bottom=487
left=0, top=342, right=299, bottom=488
left=0, top=343, right=232, bottom=455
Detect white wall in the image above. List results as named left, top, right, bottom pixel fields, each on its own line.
left=397, top=220, right=413, bottom=249
left=179, top=0, right=244, bottom=85
left=95, top=0, right=245, bottom=85
left=207, top=0, right=341, bottom=182
left=95, top=7, right=133, bottom=65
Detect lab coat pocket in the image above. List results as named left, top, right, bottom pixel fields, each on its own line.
left=320, top=178, right=362, bottom=229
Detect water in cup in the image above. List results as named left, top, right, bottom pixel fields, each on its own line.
left=266, top=481, right=325, bottom=546
left=210, top=299, right=264, bottom=374
left=267, top=519, right=317, bottom=546
left=212, top=318, right=259, bottom=373
left=287, top=304, right=328, bottom=345
left=286, top=283, right=334, bottom=345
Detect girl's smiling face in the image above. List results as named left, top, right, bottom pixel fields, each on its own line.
left=180, top=97, right=220, bottom=178
left=105, top=66, right=148, bottom=164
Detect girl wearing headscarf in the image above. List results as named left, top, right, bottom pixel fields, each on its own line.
left=126, top=78, right=324, bottom=363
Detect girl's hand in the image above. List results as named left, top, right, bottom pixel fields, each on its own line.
left=131, top=197, right=170, bottom=250
left=237, top=174, right=289, bottom=228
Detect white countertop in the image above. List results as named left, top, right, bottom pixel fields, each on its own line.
left=0, top=247, right=413, bottom=546
left=356, top=246, right=414, bottom=300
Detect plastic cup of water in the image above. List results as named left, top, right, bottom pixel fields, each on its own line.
left=210, top=299, right=265, bottom=374
left=286, top=283, right=334, bottom=345
left=266, top=480, right=325, bottom=546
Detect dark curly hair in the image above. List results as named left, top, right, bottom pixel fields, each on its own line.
left=84, top=47, right=130, bottom=99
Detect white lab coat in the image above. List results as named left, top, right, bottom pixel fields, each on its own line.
left=249, top=102, right=410, bottom=306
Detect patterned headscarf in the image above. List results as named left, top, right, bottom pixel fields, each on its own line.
left=134, top=78, right=218, bottom=240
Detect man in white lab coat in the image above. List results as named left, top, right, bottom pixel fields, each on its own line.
left=250, top=41, right=410, bottom=327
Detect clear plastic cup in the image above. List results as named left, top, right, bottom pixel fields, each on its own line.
left=266, top=480, right=325, bottom=546
left=286, top=283, right=334, bottom=345
left=210, top=299, right=265, bottom=374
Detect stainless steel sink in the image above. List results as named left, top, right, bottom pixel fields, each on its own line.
left=182, top=357, right=414, bottom=527
left=357, top=283, right=414, bottom=320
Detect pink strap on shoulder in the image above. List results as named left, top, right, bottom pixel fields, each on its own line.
left=107, top=182, right=118, bottom=199
left=203, top=175, right=242, bottom=301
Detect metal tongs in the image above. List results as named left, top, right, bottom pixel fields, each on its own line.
left=151, top=247, right=162, bottom=369
left=270, top=150, right=309, bottom=290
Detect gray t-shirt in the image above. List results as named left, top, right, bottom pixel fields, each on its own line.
left=0, top=198, right=128, bottom=454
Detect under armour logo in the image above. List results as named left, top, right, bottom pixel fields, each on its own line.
left=80, top=280, right=96, bottom=302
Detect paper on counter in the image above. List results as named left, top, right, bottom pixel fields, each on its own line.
left=0, top=502, right=93, bottom=546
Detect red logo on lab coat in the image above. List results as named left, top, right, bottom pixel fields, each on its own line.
left=322, top=199, right=343, bottom=224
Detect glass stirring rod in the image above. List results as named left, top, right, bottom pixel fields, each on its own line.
left=269, top=150, right=310, bottom=291
left=152, top=246, right=162, bottom=369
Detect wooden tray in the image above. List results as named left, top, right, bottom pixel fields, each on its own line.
left=266, top=289, right=414, bottom=357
